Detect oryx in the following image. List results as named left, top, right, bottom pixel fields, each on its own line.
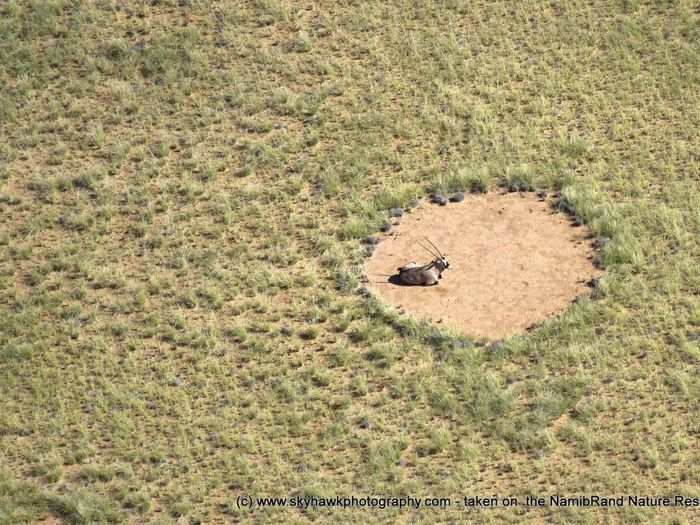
left=396, top=237, right=450, bottom=286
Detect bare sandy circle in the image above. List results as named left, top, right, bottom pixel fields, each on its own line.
left=365, top=192, right=602, bottom=340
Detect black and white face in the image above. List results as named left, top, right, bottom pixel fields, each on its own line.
left=437, top=257, right=450, bottom=271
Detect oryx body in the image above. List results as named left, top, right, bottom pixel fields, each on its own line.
left=396, top=238, right=450, bottom=286
left=397, top=258, right=449, bottom=285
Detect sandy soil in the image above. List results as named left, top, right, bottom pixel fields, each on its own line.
left=365, top=192, right=602, bottom=340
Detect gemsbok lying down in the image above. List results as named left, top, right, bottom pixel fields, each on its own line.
left=397, top=237, right=450, bottom=286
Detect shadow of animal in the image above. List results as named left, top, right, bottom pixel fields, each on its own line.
left=370, top=274, right=420, bottom=286
left=388, top=273, right=415, bottom=286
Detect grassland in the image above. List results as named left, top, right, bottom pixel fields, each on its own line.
left=1, top=0, right=699, bottom=523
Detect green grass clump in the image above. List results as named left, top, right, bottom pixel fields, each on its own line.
left=502, top=164, right=537, bottom=192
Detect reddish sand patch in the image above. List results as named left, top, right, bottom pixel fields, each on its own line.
left=365, top=192, right=602, bottom=340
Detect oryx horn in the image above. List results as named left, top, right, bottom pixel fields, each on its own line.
left=424, top=237, right=445, bottom=258
left=418, top=241, right=440, bottom=259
